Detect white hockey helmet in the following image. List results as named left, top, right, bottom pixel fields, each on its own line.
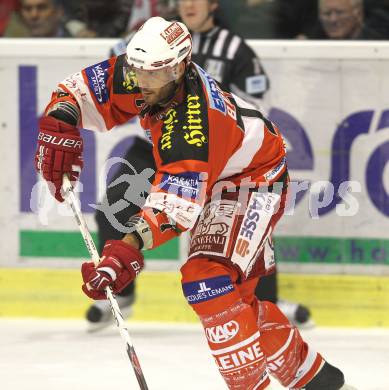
left=126, top=16, right=192, bottom=70
left=125, top=17, right=192, bottom=89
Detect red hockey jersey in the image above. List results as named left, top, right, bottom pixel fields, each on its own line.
left=46, top=54, right=287, bottom=248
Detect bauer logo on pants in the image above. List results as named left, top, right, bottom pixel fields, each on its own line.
left=182, top=275, right=234, bottom=304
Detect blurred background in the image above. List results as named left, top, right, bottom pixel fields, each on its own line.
left=1, top=0, right=389, bottom=368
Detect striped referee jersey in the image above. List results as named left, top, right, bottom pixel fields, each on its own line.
left=191, top=26, right=269, bottom=102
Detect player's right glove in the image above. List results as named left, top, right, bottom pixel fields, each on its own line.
left=35, top=116, right=83, bottom=202
left=81, top=240, right=144, bottom=300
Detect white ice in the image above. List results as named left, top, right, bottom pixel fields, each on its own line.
left=1, top=319, right=388, bottom=390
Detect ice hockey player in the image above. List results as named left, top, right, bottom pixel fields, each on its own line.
left=35, top=16, right=353, bottom=390
left=89, top=0, right=312, bottom=332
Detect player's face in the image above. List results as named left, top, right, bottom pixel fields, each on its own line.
left=178, top=0, right=217, bottom=33
left=20, top=0, right=62, bottom=37
left=132, top=63, right=185, bottom=106
left=139, top=82, right=177, bottom=106
left=319, top=0, right=363, bottom=39
left=135, top=67, right=179, bottom=90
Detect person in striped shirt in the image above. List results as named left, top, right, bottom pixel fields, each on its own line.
left=179, top=0, right=269, bottom=106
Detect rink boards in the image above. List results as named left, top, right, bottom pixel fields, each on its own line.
left=1, top=269, right=389, bottom=327
left=0, top=40, right=389, bottom=328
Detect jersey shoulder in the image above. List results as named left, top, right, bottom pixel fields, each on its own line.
left=81, top=54, right=141, bottom=97
left=80, top=57, right=115, bottom=105
left=78, top=55, right=140, bottom=103
left=60, top=55, right=141, bottom=131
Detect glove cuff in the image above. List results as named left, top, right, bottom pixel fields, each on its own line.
left=103, top=240, right=144, bottom=273
left=39, top=115, right=80, bottom=135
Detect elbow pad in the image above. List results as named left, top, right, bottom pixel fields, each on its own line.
left=45, top=90, right=81, bottom=126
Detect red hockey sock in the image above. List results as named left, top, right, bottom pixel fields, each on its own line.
left=201, top=301, right=270, bottom=390
left=257, top=301, right=323, bottom=388
left=181, top=258, right=270, bottom=390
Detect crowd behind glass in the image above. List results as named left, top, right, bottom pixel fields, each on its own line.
left=1, top=0, right=389, bottom=40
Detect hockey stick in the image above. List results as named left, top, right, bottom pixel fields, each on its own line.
left=62, top=175, right=149, bottom=390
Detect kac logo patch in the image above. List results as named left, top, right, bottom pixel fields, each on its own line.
left=182, top=275, right=234, bottom=304
left=205, top=320, right=240, bottom=344
left=85, top=60, right=110, bottom=104
left=160, top=171, right=202, bottom=200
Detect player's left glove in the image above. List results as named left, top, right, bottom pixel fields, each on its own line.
left=81, top=240, right=144, bottom=300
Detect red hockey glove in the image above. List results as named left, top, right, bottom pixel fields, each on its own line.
left=81, top=240, right=144, bottom=300
left=35, top=116, right=83, bottom=202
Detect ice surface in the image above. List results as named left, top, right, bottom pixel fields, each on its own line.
left=1, top=319, right=388, bottom=390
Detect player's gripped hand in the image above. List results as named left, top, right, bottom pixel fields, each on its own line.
left=81, top=240, right=144, bottom=300
left=35, top=116, right=83, bottom=202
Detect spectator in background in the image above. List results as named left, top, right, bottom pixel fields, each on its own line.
left=4, top=0, right=70, bottom=37
left=228, top=0, right=389, bottom=40
left=306, top=0, right=389, bottom=39
left=0, top=0, right=19, bottom=36
left=319, top=0, right=364, bottom=39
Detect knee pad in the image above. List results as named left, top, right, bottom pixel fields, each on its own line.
left=181, top=258, right=270, bottom=390
left=258, top=301, right=323, bottom=388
